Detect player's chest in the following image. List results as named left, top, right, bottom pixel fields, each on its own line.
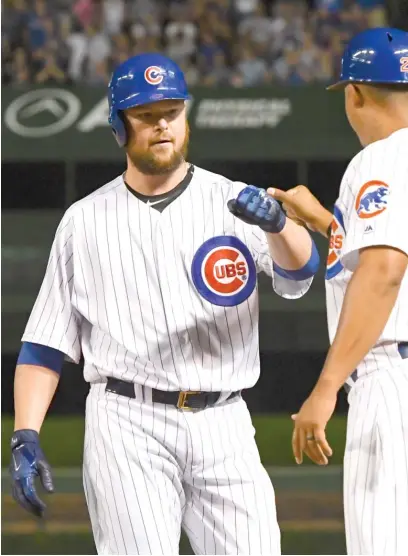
left=77, top=195, right=249, bottom=283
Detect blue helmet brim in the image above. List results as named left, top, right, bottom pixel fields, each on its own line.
left=327, top=78, right=408, bottom=91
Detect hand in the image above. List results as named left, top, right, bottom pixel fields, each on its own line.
left=268, top=185, right=330, bottom=235
left=10, top=429, right=54, bottom=517
left=228, top=185, right=286, bottom=234
left=291, top=389, right=336, bottom=466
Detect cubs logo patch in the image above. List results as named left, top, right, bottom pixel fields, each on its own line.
left=355, top=180, right=389, bottom=219
left=191, top=236, right=256, bottom=306
left=144, top=66, right=164, bottom=85
left=326, top=205, right=345, bottom=280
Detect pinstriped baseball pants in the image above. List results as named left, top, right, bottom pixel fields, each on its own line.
left=344, top=363, right=408, bottom=555
left=83, top=383, right=281, bottom=555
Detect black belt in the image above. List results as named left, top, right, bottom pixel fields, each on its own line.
left=344, top=342, right=408, bottom=393
left=105, top=377, right=240, bottom=410
left=399, top=342, right=408, bottom=359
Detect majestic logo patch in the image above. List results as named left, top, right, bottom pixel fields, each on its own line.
left=355, top=181, right=389, bottom=219
left=191, top=236, right=256, bottom=306
left=326, top=205, right=346, bottom=280
left=144, top=66, right=164, bottom=85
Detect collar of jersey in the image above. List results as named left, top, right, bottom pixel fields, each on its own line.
left=124, top=164, right=194, bottom=205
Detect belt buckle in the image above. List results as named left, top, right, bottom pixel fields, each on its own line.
left=177, top=391, right=200, bottom=410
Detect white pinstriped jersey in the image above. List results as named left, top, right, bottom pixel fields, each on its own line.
left=22, top=165, right=312, bottom=392
left=325, top=128, right=408, bottom=383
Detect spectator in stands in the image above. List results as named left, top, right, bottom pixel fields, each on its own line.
left=164, top=4, right=198, bottom=66
left=202, top=50, right=233, bottom=86
left=268, top=0, right=307, bottom=63
left=110, top=30, right=130, bottom=66
left=197, top=30, right=225, bottom=74
left=315, top=0, right=384, bottom=10
left=88, top=58, right=111, bottom=85
left=311, top=3, right=341, bottom=48
left=272, top=46, right=311, bottom=84
left=178, top=58, right=200, bottom=85
left=204, top=7, right=234, bottom=58
left=366, top=3, right=387, bottom=27
left=2, top=37, right=13, bottom=85
left=3, top=0, right=28, bottom=52
left=73, top=0, right=95, bottom=29
left=127, top=0, right=162, bottom=23
left=0, top=0, right=389, bottom=87
left=33, top=48, right=68, bottom=84
left=299, top=29, right=325, bottom=78
left=339, top=2, right=368, bottom=40
left=102, top=0, right=126, bottom=35
left=66, top=20, right=111, bottom=83
left=26, top=0, right=54, bottom=54
left=130, top=13, right=161, bottom=45
left=329, top=29, right=346, bottom=76
left=238, top=1, right=273, bottom=49
left=232, top=0, right=261, bottom=22
left=11, top=47, right=31, bottom=85
left=314, top=0, right=343, bottom=11
left=236, top=45, right=268, bottom=85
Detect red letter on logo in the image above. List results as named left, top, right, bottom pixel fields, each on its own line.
left=225, top=264, right=236, bottom=278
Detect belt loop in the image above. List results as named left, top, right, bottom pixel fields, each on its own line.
left=141, top=385, right=153, bottom=404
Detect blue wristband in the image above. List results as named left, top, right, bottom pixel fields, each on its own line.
left=17, top=342, right=65, bottom=374
left=273, top=239, right=320, bottom=281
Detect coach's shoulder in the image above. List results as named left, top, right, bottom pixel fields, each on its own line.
left=349, top=129, right=406, bottom=173
left=340, top=138, right=385, bottom=189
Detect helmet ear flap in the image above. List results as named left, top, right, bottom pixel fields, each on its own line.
left=112, top=111, right=127, bottom=147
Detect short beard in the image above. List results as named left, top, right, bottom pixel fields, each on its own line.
left=127, top=124, right=190, bottom=176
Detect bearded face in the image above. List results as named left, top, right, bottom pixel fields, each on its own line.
left=123, top=100, right=189, bottom=175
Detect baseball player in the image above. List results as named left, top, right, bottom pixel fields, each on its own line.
left=271, top=28, right=408, bottom=555
left=9, top=53, right=320, bottom=555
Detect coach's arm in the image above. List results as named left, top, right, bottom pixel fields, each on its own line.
left=269, top=185, right=333, bottom=238
left=228, top=184, right=320, bottom=298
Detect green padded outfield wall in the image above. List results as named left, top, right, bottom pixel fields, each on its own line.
left=2, top=86, right=359, bottom=161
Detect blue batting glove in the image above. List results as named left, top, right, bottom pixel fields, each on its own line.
left=227, top=185, right=286, bottom=233
left=10, top=429, right=54, bottom=517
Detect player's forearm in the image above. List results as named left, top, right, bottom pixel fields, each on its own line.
left=14, top=365, right=60, bottom=432
left=265, top=217, right=313, bottom=270
left=314, top=252, right=405, bottom=394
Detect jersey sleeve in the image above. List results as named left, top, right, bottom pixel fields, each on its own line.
left=341, top=143, right=408, bottom=271
left=21, top=211, right=82, bottom=364
left=251, top=226, right=313, bottom=299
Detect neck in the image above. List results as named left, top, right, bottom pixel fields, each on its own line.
left=124, top=159, right=189, bottom=196
left=364, top=106, right=408, bottom=146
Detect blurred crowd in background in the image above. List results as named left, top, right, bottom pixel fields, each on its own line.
left=3, top=0, right=387, bottom=88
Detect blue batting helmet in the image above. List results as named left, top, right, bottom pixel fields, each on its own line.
left=328, top=27, right=408, bottom=90
left=108, top=53, right=190, bottom=147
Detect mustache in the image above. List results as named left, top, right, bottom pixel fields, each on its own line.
left=149, top=136, right=174, bottom=145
